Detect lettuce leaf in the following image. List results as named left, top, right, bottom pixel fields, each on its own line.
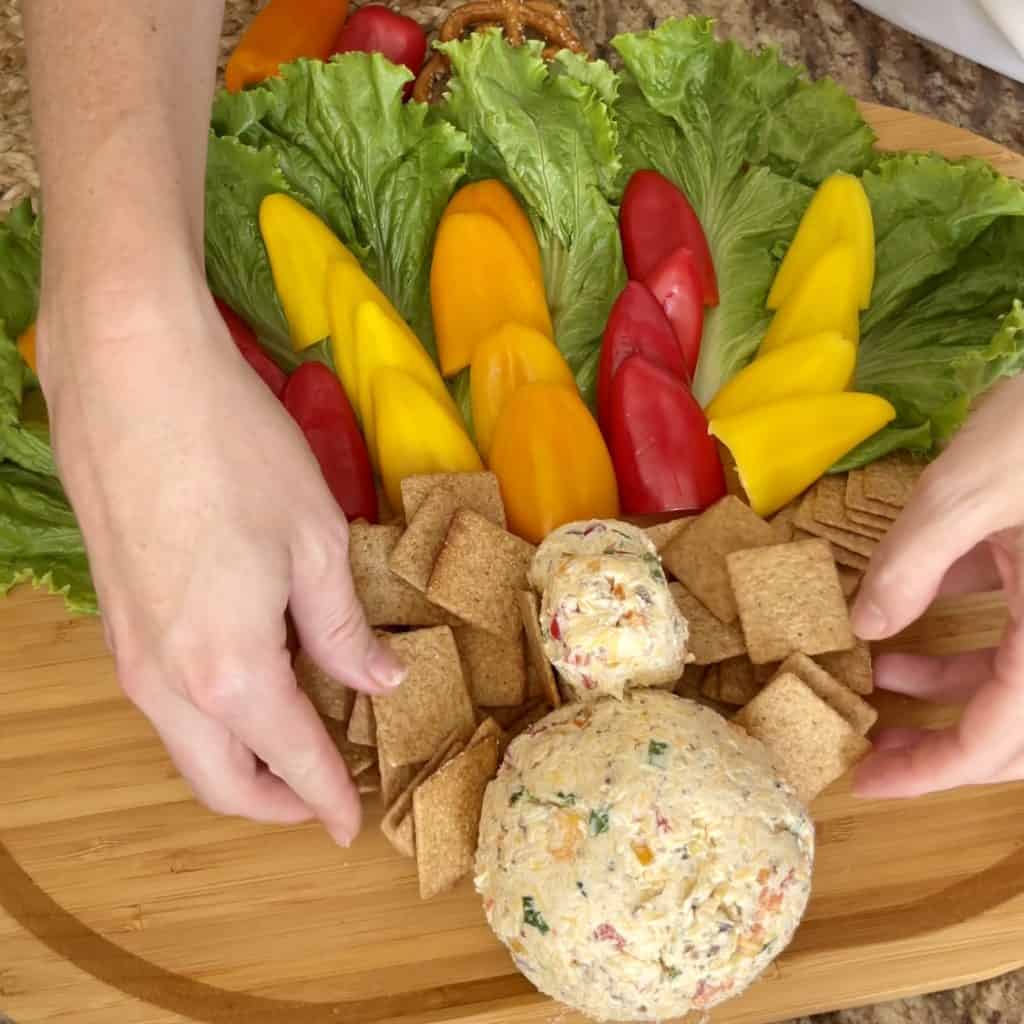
left=0, top=462, right=96, bottom=614
left=439, top=33, right=625, bottom=403
left=210, top=53, right=468, bottom=359
left=0, top=199, right=42, bottom=341
left=613, top=18, right=877, bottom=404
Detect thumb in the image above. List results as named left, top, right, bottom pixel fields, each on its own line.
left=289, top=523, right=406, bottom=694
left=852, top=465, right=996, bottom=642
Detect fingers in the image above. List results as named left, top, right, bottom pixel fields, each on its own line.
left=936, top=544, right=1002, bottom=599
left=288, top=521, right=406, bottom=695
left=188, top=649, right=364, bottom=847
left=873, top=650, right=995, bottom=704
left=146, top=689, right=314, bottom=824
left=853, top=665, right=1024, bottom=798
left=853, top=477, right=992, bottom=642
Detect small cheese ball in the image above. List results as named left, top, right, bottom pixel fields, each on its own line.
left=540, top=554, right=688, bottom=700
left=529, top=519, right=658, bottom=593
left=476, top=692, right=814, bottom=1022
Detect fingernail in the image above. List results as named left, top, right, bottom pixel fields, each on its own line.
left=329, top=824, right=353, bottom=848
left=852, top=597, right=888, bottom=640
left=368, top=644, right=406, bottom=689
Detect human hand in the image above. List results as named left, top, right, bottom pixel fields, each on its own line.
left=850, top=376, right=1024, bottom=798
left=37, top=269, right=404, bottom=846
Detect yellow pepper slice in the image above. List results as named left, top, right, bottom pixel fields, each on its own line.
left=431, top=211, right=554, bottom=377
left=16, top=323, right=36, bottom=373
left=768, top=172, right=875, bottom=311
left=470, top=323, right=576, bottom=461
left=443, top=180, right=545, bottom=285
left=706, top=332, right=857, bottom=420
left=326, top=258, right=407, bottom=403
left=372, top=367, right=483, bottom=511
left=352, top=300, right=460, bottom=464
left=489, top=382, right=619, bottom=544
left=760, top=243, right=861, bottom=356
left=260, top=194, right=357, bottom=351
left=710, top=393, right=897, bottom=517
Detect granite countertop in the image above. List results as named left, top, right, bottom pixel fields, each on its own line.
left=0, top=2, right=1022, bottom=1023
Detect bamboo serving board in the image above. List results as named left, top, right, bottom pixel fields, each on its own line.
left=2, top=105, right=1024, bottom=1024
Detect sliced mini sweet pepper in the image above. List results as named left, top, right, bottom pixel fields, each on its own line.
left=326, top=257, right=407, bottom=403
left=283, top=363, right=378, bottom=523
left=760, top=243, right=861, bottom=355
left=372, top=367, right=483, bottom=511
left=352, top=299, right=460, bottom=463
left=768, top=172, right=875, bottom=311
left=225, top=0, right=350, bottom=93
left=260, top=194, right=357, bottom=352
left=489, top=382, right=619, bottom=544
left=597, top=282, right=688, bottom=431
left=706, top=331, right=856, bottom=420
left=16, top=323, right=36, bottom=373
left=710, top=393, right=897, bottom=517
left=621, top=170, right=719, bottom=306
left=431, top=211, right=553, bottom=376
left=643, top=247, right=705, bottom=382
left=608, top=354, right=726, bottom=516
left=443, top=180, right=544, bottom=285
left=471, top=323, right=575, bottom=461
left=215, top=299, right=289, bottom=398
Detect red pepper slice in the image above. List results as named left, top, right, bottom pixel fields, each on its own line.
left=607, top=354, right=725, bottom=516
left=282, top=362, right=378, bottom=523
left=332, top=6, right=427, bottom=101
left=215, top=298, right=288, bottom=399
left=645, top=246, right=705, bottom=382
left=621, top=170, right=718, bottom=306
left=597, top=282, right=688, bottom=432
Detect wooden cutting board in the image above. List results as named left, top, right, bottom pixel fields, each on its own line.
left=2, top=104, right=1024, bottom=1024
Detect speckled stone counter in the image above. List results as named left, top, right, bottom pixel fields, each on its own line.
left=0, top=1, right=1021, bottom=1023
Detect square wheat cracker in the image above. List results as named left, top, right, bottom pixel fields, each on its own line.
left=347, top=693, right=377, bottom=746
left=674, top=662, right=706, bottom=700
left=349, top=522, right=457, bottom=627
left=414, top=736, right=501, bottom=900
left=379, top=731, right=465, bottom=857
left=390, top=480, right=508, bottom=592
left=795, top=491, right=877, bottom=558
left=670, top=583, right=747, bottom=665
left=321, top=718, right=376, bottom=776
left=518, top=590, right=561, bottom=707
left=453, top=625, right=527, bottom=707
left=863, top=454, right=922, bottom=507
left=381, top=812, right=416, bottom=858
left=294, top=650, right=354, bottom=722
left=813, top=476, right=887, bottom=540
left=734, top=673, right=872, bottom=803
left=727, top=538, right=855, bottom=664
left=372, top=627, right=476, bottom=767
left=662, top=496, right=780, bottom=623
left=846, top=469, right=900, bottom=519
left=717, top=657, right=761, bottom=706
left=645, top=518, right=693, bottom=553
left=818, top=638, right=874, bottom=695
left=400, top=472, right=505, bottom=525
left=428, top=510, right=535, bottom=638
left=774, top=653, right=877, bottom=734
left=379, top=743, right=420, bottom=809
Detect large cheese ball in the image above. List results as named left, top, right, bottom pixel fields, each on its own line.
left=539, top=554, right=689, bottom=700
left=475, top=692, right=814, bottom=1022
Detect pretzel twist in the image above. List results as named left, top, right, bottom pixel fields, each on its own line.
left=412, top=0, right=585, bottom=104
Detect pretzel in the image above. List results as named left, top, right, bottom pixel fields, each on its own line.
left=412, top=0, right=585, bottom=104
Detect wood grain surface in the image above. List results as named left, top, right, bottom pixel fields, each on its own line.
left=1, top=105, right=1023, bottom=1024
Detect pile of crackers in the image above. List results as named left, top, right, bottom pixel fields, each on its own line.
left=294, top=455, right=922, bottom=896
left=295, top=471, right=561, bottom=900
left=665, top=454, right=922, bottom=802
